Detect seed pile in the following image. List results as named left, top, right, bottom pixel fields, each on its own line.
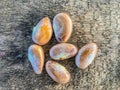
left=28, top=12, right=98, bottom=84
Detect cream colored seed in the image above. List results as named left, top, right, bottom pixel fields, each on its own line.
left=32, top=17, right=53, bottom=45
left=46, top=60, right=71, bottom=84
left=50, top=43, right=78, bottom=60
left=75, top=43, right=98, bottom=69
left=53, top=13, right=72, bottom=43
left=28, top=44, right=44, bottom=74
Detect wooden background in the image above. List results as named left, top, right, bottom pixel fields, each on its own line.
left=0, top=0, right=120, bottom=90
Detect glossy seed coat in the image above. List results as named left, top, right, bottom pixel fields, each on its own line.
left=53, top=13, right=72, bottom=42
left=75, top=43, right=98, bottom=69
left=28, top=44, right=44, bottom=74
left=32, top=17, right=53, bottom=45
left=50, top=43, right=78, bottom=60
left=46, top=60, right=71, bottom=84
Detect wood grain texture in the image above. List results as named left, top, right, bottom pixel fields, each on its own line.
left=0, top=0, right=120, bottom=90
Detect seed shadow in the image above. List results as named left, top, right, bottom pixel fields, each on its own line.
left=4, top=7, right=60, bottom=88
left=115, top=44, right=120, bottom=81
left=115, top=58, right=120, bottom=81
left=7, top=8, right=57, bottom=65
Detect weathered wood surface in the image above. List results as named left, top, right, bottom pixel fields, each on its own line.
left=0, top=0, right=120, bottom=90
